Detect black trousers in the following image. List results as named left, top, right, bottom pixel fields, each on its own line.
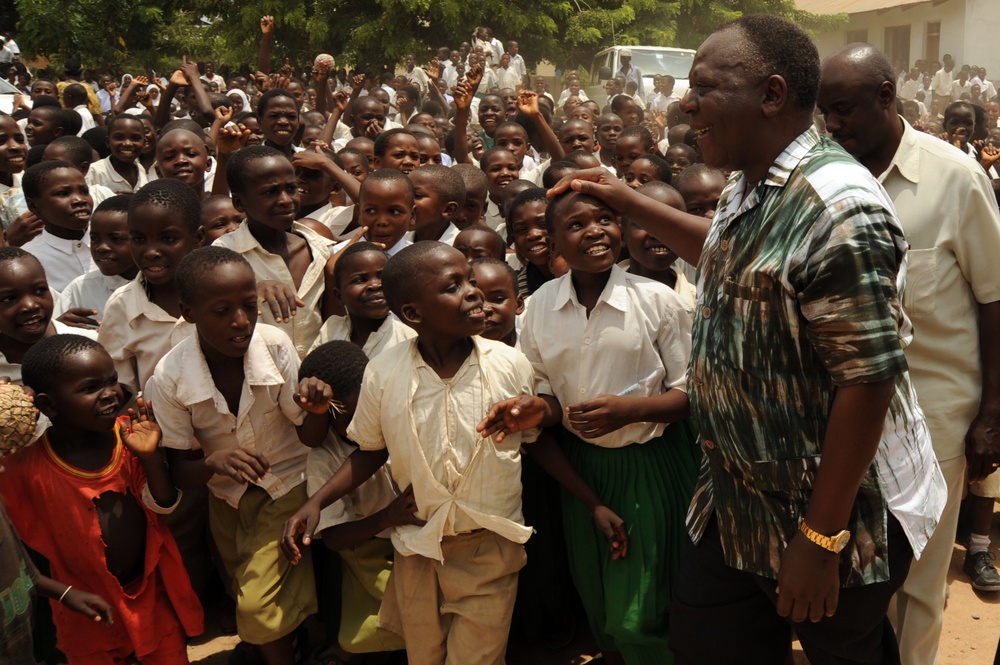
left=669, top=514, right=912, bottom=665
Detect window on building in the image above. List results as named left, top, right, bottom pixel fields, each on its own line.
left=884, top=25, right=911, bottom=70
left=926, top=21, right=940, bottom=63
left=846, top=29, right=868, bottom=44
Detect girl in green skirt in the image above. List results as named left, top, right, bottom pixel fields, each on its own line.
left=481, top=189, right=701, bottom=665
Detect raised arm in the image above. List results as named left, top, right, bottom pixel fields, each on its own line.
left=258, top=16, right=274, bottom=75
left=517, top=90, right=563, bottom=161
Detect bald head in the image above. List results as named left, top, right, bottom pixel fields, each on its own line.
left=824, top=43, right=895, bottom=92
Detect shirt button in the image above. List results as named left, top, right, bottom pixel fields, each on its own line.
left=702, top=306, right=712, bottom=318
left=584, top=337, right=591, bottom=344
left=580, top=388, right=586, bottom=395
left=704, top=439, right=716, bottom=450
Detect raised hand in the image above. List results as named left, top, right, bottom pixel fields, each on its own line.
left=351, top=73, right=366, bottom=93
left=180, top=59, right=201, bottom=87
left=516, top=90, right=541, bottom=117
left=426, top=58, right=442, bottom=81
left=980, top=142, right=1000, bottom=171
left=216, top=123, right=250, bottom=156
left=333, top=89, right=351, bottom=113
left=120, top=398, right=161, bottom=458
left=294, top=377, right=335, bottom=415
left=4, top=210, right=44, bottom=247
left=466, top=64, right=484, bottom=90
left=260, top=15, right=274, bottom=35
left=453, top=81, right=474, bottom=111
left=280, top=57, right=293, bottom=78
left=214, top=105, right=234, bottom=125
left=253, top=71, right=271, bottom=92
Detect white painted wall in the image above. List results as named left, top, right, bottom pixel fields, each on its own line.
left=963, top=0, right=1000, bottom=73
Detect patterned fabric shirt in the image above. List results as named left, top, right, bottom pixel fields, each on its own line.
left=685, top=127, right=946, bottom=587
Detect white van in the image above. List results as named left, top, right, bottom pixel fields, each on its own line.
left=587, top=45, right=696, bottom=107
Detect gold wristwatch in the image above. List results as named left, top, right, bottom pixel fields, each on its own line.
left=799, top=520, right=851, bottom=553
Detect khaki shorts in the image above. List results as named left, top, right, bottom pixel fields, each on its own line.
left=969, top=467, right=1000, bottom=498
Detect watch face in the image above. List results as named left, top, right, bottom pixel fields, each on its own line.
left=833, top=530, right=851, bottom=552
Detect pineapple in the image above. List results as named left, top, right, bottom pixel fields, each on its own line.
left=0, top=384, right=39, bottom=455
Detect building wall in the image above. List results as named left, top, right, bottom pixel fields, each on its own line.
left=810, top=1, right=967, bottom=67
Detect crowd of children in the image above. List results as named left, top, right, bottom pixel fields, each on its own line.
left=0, top=15, right=998, bottom=665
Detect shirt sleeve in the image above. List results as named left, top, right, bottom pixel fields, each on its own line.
left=955, top=166, right=1000, bottom=305
left=518, top=297, right=554, bottom=398
left=276, top=336, right=307, bottom=426
left=346, top=364, right=386, bottom=451
left=798, top=200, right=909, bottom=386
left=657, top=293, right=693, bottom=393
left=98, top=295, right=139, bottom=395
left=143, top=373, right=197, bottom=450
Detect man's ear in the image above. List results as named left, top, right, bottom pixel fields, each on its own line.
left=761, top=74, right=789, bottom=119
left=408, top=205, right=416, bottom=230
left=877, top=81, right=895, bottom=110
left=231, top=192, right=246, bottom=214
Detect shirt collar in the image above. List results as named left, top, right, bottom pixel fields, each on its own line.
left=40, top=228, right=89, bottom=253
left=227, top=220, right=317, bottom=253
left=175, top=327, right=285, bottom=406
left=410, top=334, right=485, bottom=372
left=762, top=126, right=821, bottom=189
left=552, top=264, right=630, bottom=313
left=879, top=118, right=921, bottom=185
left=120, top=275, right=183, bottom=323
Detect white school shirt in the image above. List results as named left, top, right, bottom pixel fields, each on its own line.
left=442, top=64, right=459, bottom=91
left=403, top=222, right=460, bottom=246
left=147, top=324, right=309, bottom=508
left=213, top=221, right=330, bottom=359
left=510, top=54, right=527, bottom=81
left=485, top=199, right=504, bottom=231
left=97, top=276, right=195, bottom=395
left=405, top=67, right=430, bottom=97
left=22, top=229, right=96, bottom=292
left=316, top=205, right=357, bottom=240
left=309, top=313, right=416, bottom=357
left=54, top=270, right=129, bottom=319
left=74, top=105, right=96, bottom=135
left=86, top=156, right=149, bottom=194
left=347, top=337, right=538, bottom=562
left=498, top=67, right=521, bottom=91
left=521, top=264, right=692, bottom=449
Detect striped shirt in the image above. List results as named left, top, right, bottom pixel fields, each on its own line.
left=686, top=127, right=946, bottom=586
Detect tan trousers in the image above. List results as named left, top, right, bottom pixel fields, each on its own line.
left=379, top=530, right=526, bottom=665
left=889, top=455, right=966, bottom=665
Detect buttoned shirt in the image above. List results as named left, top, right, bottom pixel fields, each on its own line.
left=54, top=270, right=129, bottom=319
left=898, top=78, right=922, bottom=101
left=403, top=222, right=460, bottom=246
left=86, top=156, right=148, bottom=194
left=878, top=120, right=1000, bottom=460
left=347, top=337, right=538, bottom=562
left=22, top=229, right=95, bottom=292
left=616, top=64, right=644, bottom=99
left=309, top=314, right=416, bottom=357
left=931, top=68, right=954, bottom=97
left=147, top=324, right=308, bottom=508
left=214, top=222, right=330, bottom=359
left=98, top=277, right=195, bottom=395
left=685, top=127, right=946, bottom=586
left=521, top=264, right=691, bottom=449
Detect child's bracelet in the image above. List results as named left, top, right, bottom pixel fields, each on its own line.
left=58, top=586, right=72, bottom=604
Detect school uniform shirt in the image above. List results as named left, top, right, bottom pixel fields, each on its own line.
left=521, top=264, right=691, bottom=449
left=442, top=64, right=460, bottom=91
left=21, top=229, right=96, bottom=292
left=898, top=77, right=922, bottom=101
left=307, top=430, right=399, bottom=536
left=405, top=67, right=430, bottom=97
left=54, top=270, right=129, bottom=320
left=98, top=276, right=195, bottom=396
left=498, top=67, right=521, bottom=91
left=316, top=204, right=357, bottom=241
left=556, top=89, right=589, bottom=107
left=931, top=68, right=953, bottom=98
left=74, top=104, right=96, bottom=135
left=878, top=119, right=1000, bottom=461
left=86, top=156, right=149, bottom=194
left=147, top=323, right=309, bottom=508
left=213, top=221, right=330, bottom=359
left=510, top=54, right=527, bottom=81
left=309, top=313, right=416, bottom=357
left=485, top=199, right=504, bottom=231
left=347, top=337, right=539, bottom=562
left=403, top=222, right=460, bottom=246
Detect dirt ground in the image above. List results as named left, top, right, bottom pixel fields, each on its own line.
left=188, top=515, right=1000, bottom=665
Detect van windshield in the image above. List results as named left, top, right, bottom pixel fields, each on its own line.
left=627, top=50, right=694, bottom=78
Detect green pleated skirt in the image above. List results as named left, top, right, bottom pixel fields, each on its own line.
left=561, top=420, right=701, bottom=665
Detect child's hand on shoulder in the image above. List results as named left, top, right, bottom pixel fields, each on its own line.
left=204, top=447, right=271, bottom=484
left=383, top=485, right=426, bottom=529
left=120, top=398, right=162, bottom=458
left=592, top=505, right=629, bottom=560
left=62, top=587, right=114, bottom=625
left=294, top=377, right=335, bottom=415
left=566, top=396, right=636, bottom=439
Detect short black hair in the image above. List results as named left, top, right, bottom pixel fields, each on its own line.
left=226, top=144, right=287, bottom=195
left=257, top=89, right=298, bottom=117
left=397, top=84, right=420, bottom=103
left=81, top=126, right=108, bottom=158
left=452, top=163, right=487, bottom=198
left=45, top=135, right=93, bottom=165
left=478, top=146, right=516, bottom=175
left=299, top=340, right=369, bottom=399
left=25, top=145, right=46, bottom=169
left=382, top=241, right=452, bottom=319
left=673, top=162, right=727, bottom=191
left=633, top=153, right=673, bottom=184
left=130, top=179, right=201, bottom=233
left=106, top=114, right=144, bottom=135
left=718, top=14, right=820, bottom=112
left=505, top=187, right=548, bottom=233
left=545, top=190, right=610, bottom=234
left=373, top=128, right=415, bottom=158
left=455, top=225, right=507, bottom=259
left=29, top=94, right=61, bottom=109
left=944, top=100, right=976, bottom=123
left=618, top=124, right=655, bottom=150
left=176, top=246, right=254, bottom=305
left=610, top=95, right=637, bottom=115
left=161, top=119, right=204, bottom=139
left=494, top=121, right=527, bottom=139
left=542, top=160, right=579, bottom=189
left=359, top=168, right=414, bottom=205
left=22, top=334, right=105, bottom=396
left=93, top=194, right=133, bottom=216
left=0, top=246, right=41, bottom=271
left=333, top=241, right=387, bottom=289
left=22, top=160, right=77, bottom=200
left=413, top=164, right=465, bottom=206
left=337, top=147, right=370, bottom=171
left=470, top=256, right=518, bottom=292
left=63, top=83, right=88, bottom=104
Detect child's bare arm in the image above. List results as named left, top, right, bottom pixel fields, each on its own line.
left=120, top=399, right=178, bottom=508
left=320, top=485, right=426, bottom=551
left=565, top=388, right=689, bottom=440
left=293, top=377, right=334, bottom=447
left=210, top=122, right=251, bottom=197
left=112, top=76, right=146, bottom=115
left=318, top=90, right=349, bottom=148
left=181, top=59, right=214, bottom=120
left=258, top=15, right=274, bottom=75
left=292, top=145, right=361, bottom=203
left=154, top=75, right=181, bottom=129
left=452, top=81, right=475, bottom=165
left=280, top=447, right=389, bottom=564
left=477, top=393, right=562, bottom=442
left=524, top=434, right=628, bottom=559
left=518, top=90, right=564, bottom=161
left=34, top=576, right=113, bottom=624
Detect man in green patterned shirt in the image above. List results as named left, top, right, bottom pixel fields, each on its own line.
left=549, top=14, right=945, bottom=665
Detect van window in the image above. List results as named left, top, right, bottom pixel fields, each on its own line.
left=628, top=50, right=694, bottom=78
left=590, top=52, right=612, bottom=84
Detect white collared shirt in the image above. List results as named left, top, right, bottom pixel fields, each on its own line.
left=74, top=105, right=96, bottom=135
left=97, top=276, right=195, bottom=395
left=521, top=264, right=692, bottom=449
left=309, top=314, right=416, bottom=357
left=348, top=337, right=538, bottom=561
left=22, top=229, right=95, bottom=292
left=147, top=324, right=308, bottom=508
left=316, top=205, right=357, bottom=241
left=403, top=222, right=460, bottom=245
left=86, top=156, right=149, bottom=194
left=54, top=270, right=129, bottom=319
left=213, top=222, right=330, bottom=359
